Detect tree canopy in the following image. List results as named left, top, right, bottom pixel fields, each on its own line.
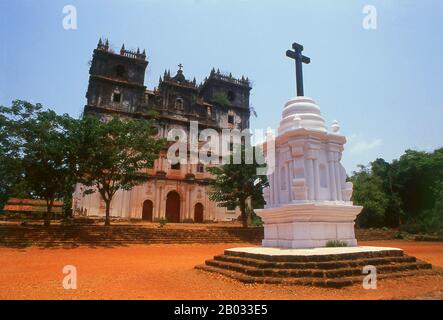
left=350, top=148, right=443, bottom=232
left=0, top=101, right=165, bottom=226
left=0, top=100, right=78, bottom=225
left=75, top=115, right=165, bottom=226
left=206, top=145, right=268, bottom=228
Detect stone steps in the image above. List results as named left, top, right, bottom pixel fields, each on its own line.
left=0, top=225, right=400, bottom=246
left=213, top=253, right=418, bottom=270
left=0, top=225, right=262, bottom=246
left=196, top=249, right=434, bottom=288
left=195, top=264, right=436, bottom=288
left=205, top=258, right=431, bottom=278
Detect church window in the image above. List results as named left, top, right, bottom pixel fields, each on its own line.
left=228, top=115, right=234, bottom=125
left=113, top=92, right=121, bottom=103
left=175, top=98, right=184, bottom=110
left=197, top=164, right=205, bottom=173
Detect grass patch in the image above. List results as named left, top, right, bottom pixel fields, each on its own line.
left=325, top=240, right=348, bottom=247
left=22, top=239, right=33, bottom=247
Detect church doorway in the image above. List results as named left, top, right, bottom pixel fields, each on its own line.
left=166, top=191, right=181, bottom=223
left=142, top=200, right=153, bottom=221
left=194, top=203, right=204, bottom=223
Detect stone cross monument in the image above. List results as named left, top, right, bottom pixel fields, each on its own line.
left=255, top=43, right=362, bottom=249
left=197, top=44, right=429, bottom=287
left=286, top=42, right=310, bottom=96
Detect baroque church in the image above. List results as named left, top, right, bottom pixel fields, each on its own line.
left=72, top=39, right=252, bottom=222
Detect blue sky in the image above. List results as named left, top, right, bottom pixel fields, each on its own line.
left=1, top=0, right=442, bottom=173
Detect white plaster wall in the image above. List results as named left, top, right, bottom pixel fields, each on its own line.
left=73, top=177, right=240, bottom=222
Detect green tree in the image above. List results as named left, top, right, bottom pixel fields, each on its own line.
left=350, top=165, right=389, bottom=228
left=75, top=115, right=165, bottom=226
left=0, top=101, right=78, bottom=225
left=206, top=146, right=268, bottom=228
left=393, top=150, right=429, bottom=221
left=0, top=111, right=24, bottom=212
left=391, top=149, right=443, bottom=227
left=431, top=180, right=443, bottom=229
left=370, top=158, right=404, bottom=227
left=347, top=148, right=443, bottom=231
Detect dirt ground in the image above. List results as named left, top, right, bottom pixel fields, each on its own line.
left=1, top=240, right=443, bottom=300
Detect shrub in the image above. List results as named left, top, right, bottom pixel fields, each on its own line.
left=394, top=231, right=407, bottom=239
left=22, top=239, right=33, bottom=247
left=212, top=92, right=231, bottom=109
left=401, top=209, right=442, bottom=234
left=158, top=217, right=167, bottom=228
left=418, top=209, right=442, bottom=234
left=325, top=240, right=348, bottom=247
left=400, top=223, right=422, bottom=234
left=250, top=214, right=263, bottom=227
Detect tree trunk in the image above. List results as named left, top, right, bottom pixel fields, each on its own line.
left=44, top=199, right=54, bottom=227
left=104, top=200, right=111, bottom=226
left=62, top=193, right=73, bottom=219
left=239, top=198, right=248, bottom=228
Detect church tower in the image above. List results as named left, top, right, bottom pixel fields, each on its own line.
left=84, top=38, right=148, bottom=116
left=199, top=69, right=252, bottom=130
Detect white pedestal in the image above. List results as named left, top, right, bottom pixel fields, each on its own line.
left=256, top=203, right=363, bottom=249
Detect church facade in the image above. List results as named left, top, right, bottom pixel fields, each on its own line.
left=72, top=39, right=252, bottom=222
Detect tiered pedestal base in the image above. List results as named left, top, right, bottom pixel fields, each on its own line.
left=256, top=203, right=362, bottom=249
left=195, top=246, right=433, bottom=288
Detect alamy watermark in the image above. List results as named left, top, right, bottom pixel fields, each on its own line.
left=362, top=5, right=377, bottom=30
left=166, top=121, right=275, bottom=176
left=362, top=265, right=377, bottom=289
left=62, top=5, right=78, bottom=30
left=62, top=265, right=77, bottom=289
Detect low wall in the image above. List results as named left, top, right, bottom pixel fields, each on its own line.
left=3, top=198, right=63, bottom=213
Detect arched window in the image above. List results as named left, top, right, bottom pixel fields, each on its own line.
left=112, top=90, right=121, bottom=103
left=175, top=98, right=184, bottom=110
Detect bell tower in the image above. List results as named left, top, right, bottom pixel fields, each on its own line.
left=199, top=69, right=252, bottom=130
left=84, top=38, right=148, bottom=115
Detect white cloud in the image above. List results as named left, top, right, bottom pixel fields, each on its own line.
left=348, top=134, right=382, bottom=154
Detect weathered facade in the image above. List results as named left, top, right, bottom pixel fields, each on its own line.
left=72, top=39, right=252, bottom=222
